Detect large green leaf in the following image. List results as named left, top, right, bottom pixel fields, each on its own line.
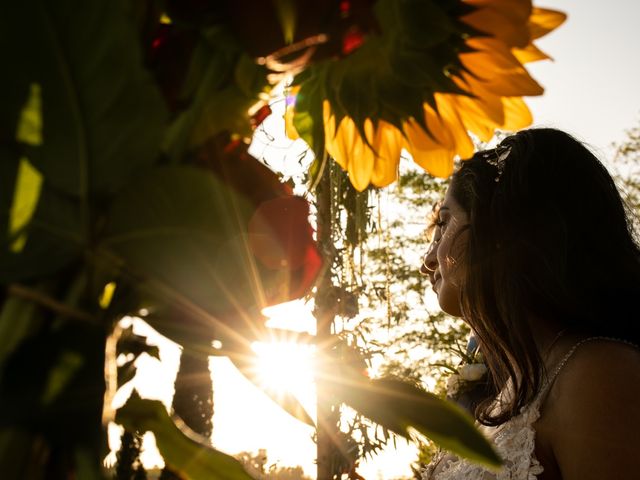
left=116, top=394, right=253, bottom=480
left=392, top=0, right=455, bottom=48
left=0, top=321, right=106, bottom=453
left=0, top=149, right=84, bottom=282
left=162, top=28, right=269, bottom=161
left=0, top=0, right=167, bottom=199
left=292, top=66, right=326, bottom=159
left=0, top=294, right=43, bottom=371
left=339, top=377, right=501, bottom=468
left=102, top=166, right=265, bottom=336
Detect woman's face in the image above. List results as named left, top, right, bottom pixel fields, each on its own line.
left=420, top=186, right=469, bottom=317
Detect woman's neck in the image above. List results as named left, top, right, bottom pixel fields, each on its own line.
left=527, top=314, right=575, bottom=370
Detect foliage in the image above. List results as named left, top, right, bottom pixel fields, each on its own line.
left=117, top=393, right=252, bottom=480
left=337, top=376, right=500, bottom=467
left=336, top=166, right=470, bottom=391
left=612, top=120, right=640, bottom=232
left=160, top=352, right=214, bottom=479
left=236, top=450, right=311, bottom=480
left=302, top=161, right=490, bottom=475
left=114, top=430, right=146, bottom=480
left=1, top=1, right=320, bottom=477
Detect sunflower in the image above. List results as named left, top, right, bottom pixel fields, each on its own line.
left=287, top=0, right=566, bottom=190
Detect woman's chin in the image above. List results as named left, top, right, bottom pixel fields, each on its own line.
left=438, top=295, right=463, bottom=317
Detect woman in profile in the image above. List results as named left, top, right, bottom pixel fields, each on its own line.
left=420, top=128, right=640, bottom=479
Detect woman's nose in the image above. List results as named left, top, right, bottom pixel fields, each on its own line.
left=420, top=243, right=437, bottom=275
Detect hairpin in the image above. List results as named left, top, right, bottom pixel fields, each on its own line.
left=481, top=145, right=512, bottom=182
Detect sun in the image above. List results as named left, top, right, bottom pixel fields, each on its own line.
left=251, top=341, right=315, bottom=397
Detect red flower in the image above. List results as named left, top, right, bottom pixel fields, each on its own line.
left=248, top=196, right=322, bottom=301
left=342, top=26, right=366, bottom=55
left=195, top=136, right=322, bottom=307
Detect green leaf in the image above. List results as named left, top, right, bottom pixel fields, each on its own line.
left=334, top=46, right=380, bottom=147
left=234, top=54, right=269, bottom=99
left=102, top=166, right=267, bottom=339
left=391, top=0, right=455, bottom=48
left=372, top=0, right=400, bottom=33
left=15, top=83, right=43, bottom=146
left=340, top=377, right=502, bottom=468
left=0, top=0, right=168, bottom=198
left=7, top=157, right=43, bottom=253
left=161, top=29, right=236, bottom=161
left=0, top=148, right=83, bottom=282
left=41, top=349, right=84, bottom=405
left=292, top=67, right=326, bottom=158
left=190, top=84, right=259, bottom=144
left=0, top=322, right=103, bottom=433
left=163, top=31, right=269, bottom=161
left=0, top=294, right=44, bottom=370
left=116, top=394, right=253, bottom=480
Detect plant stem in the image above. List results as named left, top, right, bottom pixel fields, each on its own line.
left=314, top=152, right=339, bottom=480
left=7, top=283, right=98, bottom=325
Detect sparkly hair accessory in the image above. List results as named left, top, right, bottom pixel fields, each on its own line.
left=482, top=145, right=512, bottom=182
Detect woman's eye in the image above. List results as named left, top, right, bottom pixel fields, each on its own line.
left=435, top=219, right=447, bottom=229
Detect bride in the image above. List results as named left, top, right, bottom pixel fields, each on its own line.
left=420, top=128, right=640, bottom=479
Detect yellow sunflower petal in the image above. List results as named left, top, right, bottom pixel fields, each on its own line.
left=462, top=38, right=544, bottom=96
left=461, top=6, right=530, bottom=48
left=449, top=95, right=497, bottom=142
left=323, top=101, right=342, bottom=165
left=410, top=145, right=455, bottom=178
left=512, top=43, right=551, bottom=64
left=403, top=119, right=455, bottom=178
left=453, top=71, right=506, bottom=123
left=424, top=103, right=457, bottom=150
left=435, top=94, right=475, bottom=159
left=371, top=121, right=403, bottom=187
left=463, top=0, right=531, bottom=22
left=500, top=96, right=532, bottom=130
left=528, top=7, right=567, bottom=40
left=346, top=119, right=374, bottom=191
left=334, top=116, right=360, bottom=172
left=404, top=118, right=438, bottom=151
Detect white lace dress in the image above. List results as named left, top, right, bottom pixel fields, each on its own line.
left=422, top=336, right=636, bottom=480
left=421, top=385, right=545, bottom=480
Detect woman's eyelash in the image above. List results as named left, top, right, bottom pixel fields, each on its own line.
left=435, top=219, right=447, bottom=228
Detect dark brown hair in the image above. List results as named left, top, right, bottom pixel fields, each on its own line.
left=451, top=128, right=640, bottom=425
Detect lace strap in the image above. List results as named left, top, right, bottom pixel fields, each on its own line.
left=537, top=336, right=639, bottom=404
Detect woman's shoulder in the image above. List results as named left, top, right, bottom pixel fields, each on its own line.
left=550, top=337, right=640, bottom=406
left=557, top=337, right=640, bottom=383
left=542, top=337, right=640, bottom=479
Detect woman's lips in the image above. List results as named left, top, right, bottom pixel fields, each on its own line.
left=432, top=274, right=441, bottom=292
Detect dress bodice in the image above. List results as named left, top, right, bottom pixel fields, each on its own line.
left=422, top=336, right=636, bottom=480
left=422, top=383, right=545, bottom=480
